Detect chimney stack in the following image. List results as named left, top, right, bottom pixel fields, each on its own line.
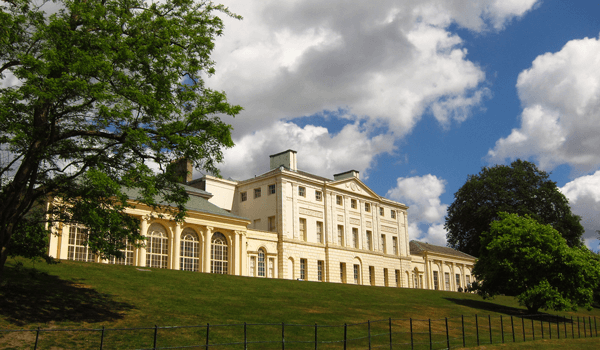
left=269, top=150, right=297, bottom=171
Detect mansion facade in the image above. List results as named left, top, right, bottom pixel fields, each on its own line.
left=47, top=150, right=475, bottom=291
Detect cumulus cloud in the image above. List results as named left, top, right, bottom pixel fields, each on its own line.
left=488, top=35, right=600, bottom=172
left=386, top=174, right=449, bottom=245
left=560, top=171, right=600, bottom=249
left=208, top=0, right=538, bottom=177
left=216, top=121, right=396, bottom=180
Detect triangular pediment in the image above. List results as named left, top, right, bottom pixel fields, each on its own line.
left=327, top=177, right=380, bottom=199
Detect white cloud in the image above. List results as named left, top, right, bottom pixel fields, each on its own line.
left=216, top=121, right=396, bottom=180
left=560, top=171, right=600, bottom=248
left=207, top=0, right=537, bottom=177
left=488, top=35, right=600, bottom=172
left=386, top=174, right=449, bottom=245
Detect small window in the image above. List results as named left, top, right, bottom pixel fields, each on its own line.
left=351, top=199, right=357, bottom=209
left=395, top=270, right=400, bottom=287
left=253, top=219, right=261, bottom=229
left=318, top=260, right=324, bottom=281
left=336, top=195, right=342, bottom=205
left=384, top=268, right=389, bottom=287
left=298, top=186, right=305, bottom=197
left=299, top=218, right=307, bottom=241
left=366, top=231, right=372, bottom=250
left=337, top=225, right=344, bottom=246
left=300, top=258, right=307, bottom=280
left=393, top=237, right=398, bottom=255
left=381, top=234, right=386, bottom=253
left=241, top=192, right=247, bottom=202
left=269, top=184, right=276, bottom=195
left=352, top=228, right=359, bottom=248
left=315, top=190, right=322, bottom=201
left=254, top=188, right=261, bottom=198
left=258, top=249, right=266, bottom=277
left=380, top=207, right=384, bottom=216
left=316, top=221, right=323, bottom=243
left=456, top=274, right=461, bottom=290
left=365, top=203, right=370, bottom=212
left=268, top=216, right=276, bottom=232
left=353, top=264, right=360, bottom=284
left=445, top=272, right=450, bottom=291
left=391, top=210, right=396, bottom=219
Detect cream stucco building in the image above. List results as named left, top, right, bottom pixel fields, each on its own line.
left=47, top=150, right=475, bottom=291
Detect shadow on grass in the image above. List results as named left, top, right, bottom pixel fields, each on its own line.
left=0, top=264, right=134, bottom=327
left=444, top=298, right=574, bottom=323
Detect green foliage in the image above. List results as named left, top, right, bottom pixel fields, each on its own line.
left=7, top=208, right=52, bottom=263
left=0, top=0, right=241, bottom=276
left=445, top=159, right=584, bottom=257
left=473, top=212, right=600, bottom=313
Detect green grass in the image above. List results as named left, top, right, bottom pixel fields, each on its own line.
left=1, top=257, right=599, bottom=349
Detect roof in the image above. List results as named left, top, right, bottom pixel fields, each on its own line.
left=409, top=241, right=476, bottom=260
left=122, top=187, right=249, bottom=221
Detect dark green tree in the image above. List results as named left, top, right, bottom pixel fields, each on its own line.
left=473, top=212, right=600, bottom=313
left=445, top=159, right=583, bottom=256
left=0, top=0, right=242, bottom=280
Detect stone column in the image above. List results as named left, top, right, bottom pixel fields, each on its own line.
left=58, top=224, right=69, bottom=260
left=172, top=223, right=182, bottom=270
left=241, top=232, right=248, bottom=275
left=234, top=231, right=242, bottom=275
left=138, top=218, right=148, bottom=267
left=451, top=262, right=456, bottom=291
left=203, top=226, right=213, bottom=273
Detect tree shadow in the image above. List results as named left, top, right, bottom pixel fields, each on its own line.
left=0, top=264, right=134, bottom=327
left=444, top=298, right=573, bottom=323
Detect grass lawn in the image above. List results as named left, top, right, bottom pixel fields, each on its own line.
left=1, top=257, right=599, bottom=349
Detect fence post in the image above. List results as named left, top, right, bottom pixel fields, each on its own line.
left=445, top=317, right=450, bottom=350
left=595, top=316, right=598, bottom=337
left=282, top=322, right=285, bottom=350
left=500, top=315, right=504, bottom=344
left=511, top=316, right=515, bottom=343
left=578, top=316, right=580, bottom=338
left=572, top=316, right=574, bottom=339
left=476, top=314, right=479, bottom=346
left=314, top=323, right=318, bottom=350
left=541, top=315, right=544, bottom=339
left=583, top=317, right=586, bottom=338
left=410, top=318, right=414, bottom=350
left=549, top=317, right=551, bottom=339
left=153, top=325, right=158, bottom=350
left=522, top=317, right=525, bottom=342
left=389, top=318, right=392, bottom=350
left=564, top=315, right=567, bottom=339
left=205, top=323, right=209, bottom=350
left=589, top=316, right=593, bottom=337
left=557, top=315, right=560, bottom=339
left=531, top=318, right=534, bottom=341
left=100, top=326, right=105, bottom=350
left=368, top=320, right=371, bottom=350
left=34, top=327, right=40, bottom=350
left=428, top=319, right=432, bottom=350
left=343, top=323, right=347, bottom=350
left=244, top=322, right=247, bottom=350
left=488, top=315, right=492, bottom=344
left=462, top=315, right=465, bottom=348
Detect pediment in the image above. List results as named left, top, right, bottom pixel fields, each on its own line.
left=328, top=178, right=380, bottom=200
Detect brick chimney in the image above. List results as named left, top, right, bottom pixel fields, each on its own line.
left=269, top=149, right=297, bottom=171
left=172, top=158, right=193, bottom=184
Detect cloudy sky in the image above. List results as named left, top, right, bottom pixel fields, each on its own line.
left=203, top=0, right=600, bottom=250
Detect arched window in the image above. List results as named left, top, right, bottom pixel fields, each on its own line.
left=211, top=232, right=228, bottom=274
left=180, top=228, right=200, bottom=271
left=146, top=223, right=169, bottom=269
left=67, top=226, right=95, bottom=262
left=258, top=248, right=266, bottom=277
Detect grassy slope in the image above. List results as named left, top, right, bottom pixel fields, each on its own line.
left=1, top=257, right=599, bottom=349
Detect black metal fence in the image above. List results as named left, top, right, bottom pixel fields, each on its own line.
left=1, top=314, right=597, bottom=349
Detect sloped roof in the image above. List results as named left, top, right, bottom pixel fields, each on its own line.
left=409, top=241, right=476, bottom=260
left=122, top=187, right=248, bottom=221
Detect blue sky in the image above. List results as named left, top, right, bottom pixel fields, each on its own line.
left=205, top=0, right=600, bottom=250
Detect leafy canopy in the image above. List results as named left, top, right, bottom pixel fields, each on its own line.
left=0, top=0, right=241, bottom=277
left=445, top=159, right=583, bottom=257
left=473, top=212, right=600, bottom=313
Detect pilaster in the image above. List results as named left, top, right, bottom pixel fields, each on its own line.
left=139, top=218, right=148, bottom=267
left=203, top=226, right=213, bottom=273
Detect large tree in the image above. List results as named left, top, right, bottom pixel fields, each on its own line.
left=0, top=0, right=242, bottom=280
left=445, top=159, right=583, bottom=256
left=473, top=212, right=600, bottom=313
